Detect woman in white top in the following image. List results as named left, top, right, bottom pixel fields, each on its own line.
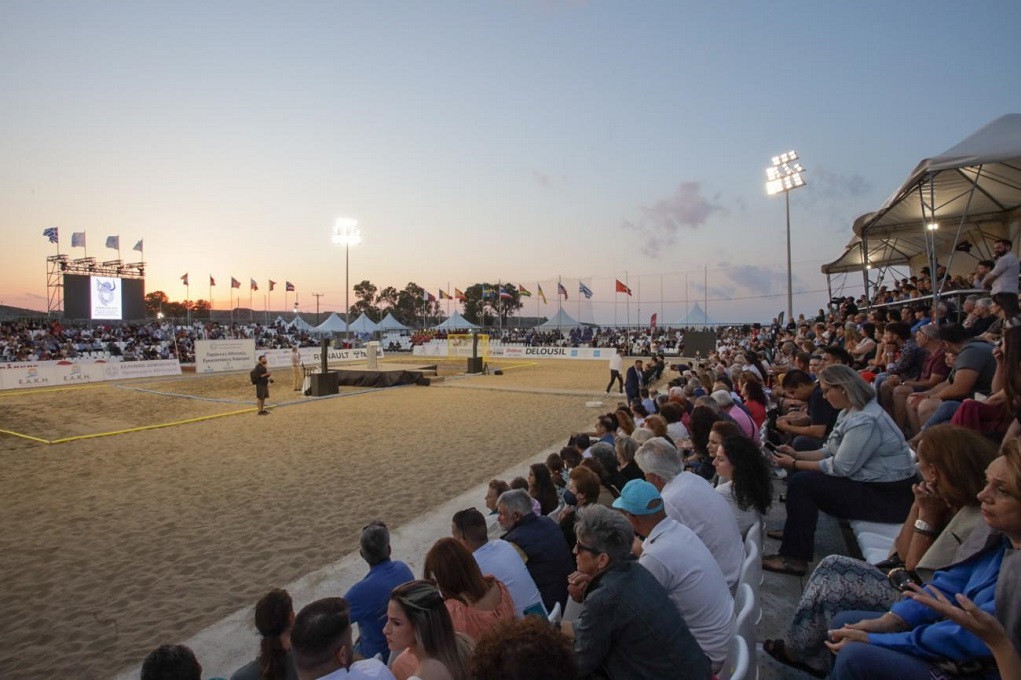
left=384, top=581, right=471, bottom=680
left=710, top=422, right=773, bottom=537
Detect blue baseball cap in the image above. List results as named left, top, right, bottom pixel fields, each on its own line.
left=612, top=479, right=664, bottom=515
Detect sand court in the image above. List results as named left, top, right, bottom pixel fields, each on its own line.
left=0, top=356, right=614, bottom=680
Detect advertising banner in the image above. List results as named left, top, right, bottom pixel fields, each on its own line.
left=194, top=340, right=257, bottom=373
left=0, top=359, right=181, bottom=391
left=411, top=344, right=607, bottom=361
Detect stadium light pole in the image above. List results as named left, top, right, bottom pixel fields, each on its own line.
left=332, top=218, right=361, bottom=347
left=766, top=151, right=806, bottom=324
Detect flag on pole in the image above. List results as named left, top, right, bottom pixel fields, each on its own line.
left=537, top=284, right=547, bottom=304
left=133, top=239, right=143, bottom=252
left=105, top=235, right=119, bottom=250
left=557, top=282, right=568, bottom=299
left=285, top=281, right=295, bottom=292
left=615, top=279, right=632, bottom=296
left=72, top=232, right=86, bottom=248
left=180, top=273, right=189, bottom=286
left=231, top=277, right=241, bottom=289
left=43, top=227, right=59, bottom=244
left=481, top=286, right=494, bottom=300
left=454, top=288, right=466, bottom=301
left=250, top=278, right=258, bottom=291
left=423, top=290, right=436, bottom=302
left=269, top=280, right=276, bottom=291
left=439, top=289, right=452, bottom=300
left=518, top=284, right=532, bottom=297
left=579, top=282, right=593, bottom=299
left=210, top=275, right=217, bottom=286
left=499, top=287, right=512, bottom=300
left=650, top=313, right=658, bottom=330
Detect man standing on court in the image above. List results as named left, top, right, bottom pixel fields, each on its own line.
left=291, top=346, right=303, bottom=392
left=252, top=354, right=272, bottom=415
left=625, top=359, right=644, bottom=403
left=605, top=347, right=624, bottom=394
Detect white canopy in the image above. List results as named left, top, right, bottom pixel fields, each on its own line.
left=377, top=312, right=411, bottom=331
left=313, top=312, right=348, bottom=334
left=289, top=314, right=315, bottom=332
left=536, top=309, right=583, bottom=329
left=672, top=302, right=717, bottom=326
left=347, top=313, right=380, bottom=333
left=431, top=311, right=480, bottom=330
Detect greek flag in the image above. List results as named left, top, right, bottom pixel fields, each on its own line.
left=579, top=282, right=593, bottom=299
left=43, top=227, right=59, bottom=244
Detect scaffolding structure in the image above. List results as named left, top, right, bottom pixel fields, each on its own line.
left=45, top=255, right=145, bottom=316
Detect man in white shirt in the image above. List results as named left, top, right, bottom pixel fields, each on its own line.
left=606, top=347, right=624, bottom=394
left=613, top=479, right=735, bottom=673
left=981, top=238, right=1020, bottom=295
left=635, top=437, right=743, bottom=592
left=451, top=507, right=546, bottom=617
left=290, top=598, right=396, bottom=680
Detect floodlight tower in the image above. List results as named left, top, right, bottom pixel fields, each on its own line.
left=766, top=151, right=807, bottom=324
left=332, top=218, right=361, bottom=346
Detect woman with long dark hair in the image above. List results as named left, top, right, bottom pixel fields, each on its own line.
left=712, top=433, right=773, bottom=536
left=229, top=589, right=298, bottom=680
left=528, top=463, right=560, bottom=515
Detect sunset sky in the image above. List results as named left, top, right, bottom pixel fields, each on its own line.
left=3, top=1, right=1020, bottom=324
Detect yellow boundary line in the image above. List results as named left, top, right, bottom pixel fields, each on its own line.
left=0, top=428, right=51, bottom=443
left=0, top=384, right=107, bottom=397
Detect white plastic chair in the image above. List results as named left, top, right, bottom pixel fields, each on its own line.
left=717, top=633, right=750, bottom=680
left=739, top=538, right=763, bottom=622
left=734, top=582, right=758, bottom=679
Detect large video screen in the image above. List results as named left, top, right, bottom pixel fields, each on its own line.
left=64, top=275, right=146, bottom=321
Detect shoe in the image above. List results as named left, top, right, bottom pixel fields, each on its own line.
left=258, top=410, right=269, bottom=415
left=763, top=639, right=825, bottom=678
left=762, top=554, right=807, bottom=576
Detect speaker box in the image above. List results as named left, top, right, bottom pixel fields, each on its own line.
left=309, top=372, right=339, bottom=396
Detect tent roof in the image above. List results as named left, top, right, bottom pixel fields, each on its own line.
left=858, top=114, right=1021, bottom=241
left=288, top=314, right=315, bottom=331
left=536, top=308, right=583, bottom=329
left=377, top=312, right=410, bottom=330
left=432, top=311, right=480, bottom=330
left=313, top=312, right=348, bottom=333
left=672, top=302, right=717, bottom=326
left=347, top=313, right=380, bottom=333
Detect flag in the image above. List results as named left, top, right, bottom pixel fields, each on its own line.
left=482, top=286, right=494, bottom=300
left=210, top=275, right=217, bottom=286
left=537, top=284, right=547, bottom=304
left=518, top=284, right=532, bottom=297
left=269, top=280, right=276, bottom=291
left=250, top=278, right=258, bottom=291
left=72, top=232, right=86, bottom=248
left=579, top=282, right=593, bottom=299
left=231, top=277, right=241, bottom=289
left=650, top=313, right=658, bottom=330
left=423, top=290, right=436, bottom=302
left=439, top=289, right=452, bottom=300
left=133, top=239, right=143, bottom=252
left=615, top=279, right=632, bottom=296
left=43, top=227, right=59, bottom=244
left=499, top=287, right=512, bottom=300
left=106, top=235, right=119, bottom=250
left=180, top=273, right=189, bottom=286
left=557, top=282, right=568, bottom=299
left=285, top=281, right=295, bottom=292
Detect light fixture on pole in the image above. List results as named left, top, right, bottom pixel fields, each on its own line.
left=332, top=217, right=361, bottom=347
left=766, top=150, right=807, bottom=324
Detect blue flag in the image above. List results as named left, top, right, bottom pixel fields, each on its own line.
left=106, top=235, right=119, bottom=250
left=42, top=227, right=58, bottom=244
left=72, top=232, right=86, bottom=248
left=579, top=282, right=593, bottom=299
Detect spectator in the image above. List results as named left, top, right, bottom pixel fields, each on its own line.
left=712, top=434, right=773, bottom=537
left=775, top=369, right=839, bottom=451
left=384, top=581, right=471, bottom=680
left=710, top=390, right=759, bottom=444
left=230, top=588, right=298, bottom=680
left=423, top=537, right=516, bottom=639
left=291, top=597, right=395, bottom=680
left=528, top=463, right=559, bottom=516
left=883, top=324, right=948, bottom=431
left=559, top=466, right=601, bottom=551
left=141, top=644, right=202, bottom=680
left=979, top=238, right=1020, bottom=295
left=470, top=617, right=580, bottom=680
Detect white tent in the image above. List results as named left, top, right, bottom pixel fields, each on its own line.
left=672, top=302, right=717, bottom=326
left=347, top=313, right=380, bottom=333
left=536, top=309, right=584, bottom=329
left=431, top=311, right=480, bottom=330
left=377, top=312, right=410, bottom=331
left=289, top=315, right=315, bottom=332
left=313, top=312, right=348, bottom=334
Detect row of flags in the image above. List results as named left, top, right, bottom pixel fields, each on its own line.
left=180, top=274, right=295, bottom=293
left=42, top=228, right=142, bottom=252
left=424, top=280, right=634, bottom=303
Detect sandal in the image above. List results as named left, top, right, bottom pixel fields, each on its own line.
left=762, top=554, right=807, bottom=576
left=763, top=639, right=825, bottom=678
left=766, top=529, right=784, bottom=540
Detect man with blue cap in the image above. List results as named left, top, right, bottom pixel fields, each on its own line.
left=613, top=479, right=736, bottom=674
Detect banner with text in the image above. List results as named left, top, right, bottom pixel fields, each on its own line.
left=412, top=344, right=608, bottom=361
left=0, top=359, right=181, bottom=391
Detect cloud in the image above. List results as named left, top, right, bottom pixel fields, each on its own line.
left=531, top=171, right=553, bottom=189
left=622, top=181, right=724, bottom=257
left=725, top=265, right=789, bottom=294
left=805, top=167, right=873, bottom=202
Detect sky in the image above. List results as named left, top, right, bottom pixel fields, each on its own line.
left=3, top=0, right=1021, bottom=324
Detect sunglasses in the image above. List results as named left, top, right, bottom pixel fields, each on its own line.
left=575, top=541, right=601, bottom=555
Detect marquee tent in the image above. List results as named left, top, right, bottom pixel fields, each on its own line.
left=289, top=315, right=315, bottom=332
left=313, top=312, right=348, bottom=334
left=672, top=302, right=717, bottom=327
left=377, top=312, right=411, bottom=331
left=431, top=311, right=480, bottom=330
left=536, top=309, right=584, bottom=329
left=347, top=313, right=380, bottom=333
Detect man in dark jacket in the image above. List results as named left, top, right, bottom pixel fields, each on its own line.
left=498, top=489, right=574, bottom=612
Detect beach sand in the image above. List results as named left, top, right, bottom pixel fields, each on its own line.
left=0, top=357, right=617, bottom=680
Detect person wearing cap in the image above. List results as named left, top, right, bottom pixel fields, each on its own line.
left=562, top=505, right=711, bottom=680
left=884, top=324, right=948, bottom=432
left=612, top=479, right=734, bottom=674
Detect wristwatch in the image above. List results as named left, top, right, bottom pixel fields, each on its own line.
left=913, top=519, right=939, bottom=536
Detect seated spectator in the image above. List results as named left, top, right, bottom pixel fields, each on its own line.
left=765, top=365, right=918, bottom=576
left=612, top=434, right=644, bottom=486
left=450, top=508, right=545, bottom=617
left=291, top=597, right=395, bottom=680
left=528, top=463, right=559, bottom=516
left=141, top=644, right=202, bottom=680
left=343, top=522, right=414, bottom=661
left=659, top=402, right=690, bottom=442
left=710, top=390, right=760, bottom=444
left=684, top=405, right=721, bottom=480
left=612, top=480, right=735, bottom=673
left=738, top=372, right=769, bottom=429
left=586, top=442, right=623, bottom=497
left=966, top=297, right=997, bottom=337
left=559, top=466, right=602, bottom=550
left=562, top=505, right=711, bottom=680
left=423, top=537, right=515, bottom=637
left=230, top=588, right=298, bottom=680
left=883, top=324, right=948, bottom=432
left=825, top=440, right=1021, bottom=680
left=712, top=433, right=773, bottom=537
left=470, top=617, right=580, bottom=680
left=635, top=437, right=743, bottom=591
left=496, top=489, right=574, bottom=612
left=509, top=476, right=542, bottom=516
left=385, top=581, right=472, bottom=680
left=872, top=322, right=927, bottom=399
left=763, top=424, right=997, bottom=677
left=614, top=407, right=636, bottom=436
left=775, top=369, right=839, bottom=451
left=544, top=452, right=567, bottom=502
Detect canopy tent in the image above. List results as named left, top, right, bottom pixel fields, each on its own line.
left=377, top=312, right=411, bottom=331
left=431, top=311, right=480, bottom=330
left=289, top=314, right=315, bottom=332
left=347, top=313, right=380, bottom=333
left=313, top=312, right=348, bottom=334
left=536, top=308, right=584, bottom=329
left=672, top=302, right=718, bottom=327
left=841, top=114, right=1021, bottom=305
left=273, top=315, right=288, bottom=326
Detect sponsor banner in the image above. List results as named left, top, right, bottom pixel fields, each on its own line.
left=224, top=345, right=386, bottom=370
left=194, top=339, right=257, bottom=373
left=0, top=362, right=57, bottom=390
left=0, top=359, right=180, bottom=391
left=412, top=344, right=607, bottom=361
left=105, top=360, right=181, bottom=381
left=51, top=361, right=104, bottom=385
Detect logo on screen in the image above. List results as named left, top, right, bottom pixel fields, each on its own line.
left=96, top=279, right=117, bottom=305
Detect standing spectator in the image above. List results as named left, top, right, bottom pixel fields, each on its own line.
left=625, top=359, right=644, bottom=403
left=980, top=238, right=1020, bottom=295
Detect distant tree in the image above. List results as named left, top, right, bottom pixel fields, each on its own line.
left=395, top=282, right=443, bottom=327
left=352, top=280, right=381, bottom=321
left=463, top=283, right=523, bottom=326
left=144, top=291, right=169, bottom=317
left=377, top=286, right=399, bottom=315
